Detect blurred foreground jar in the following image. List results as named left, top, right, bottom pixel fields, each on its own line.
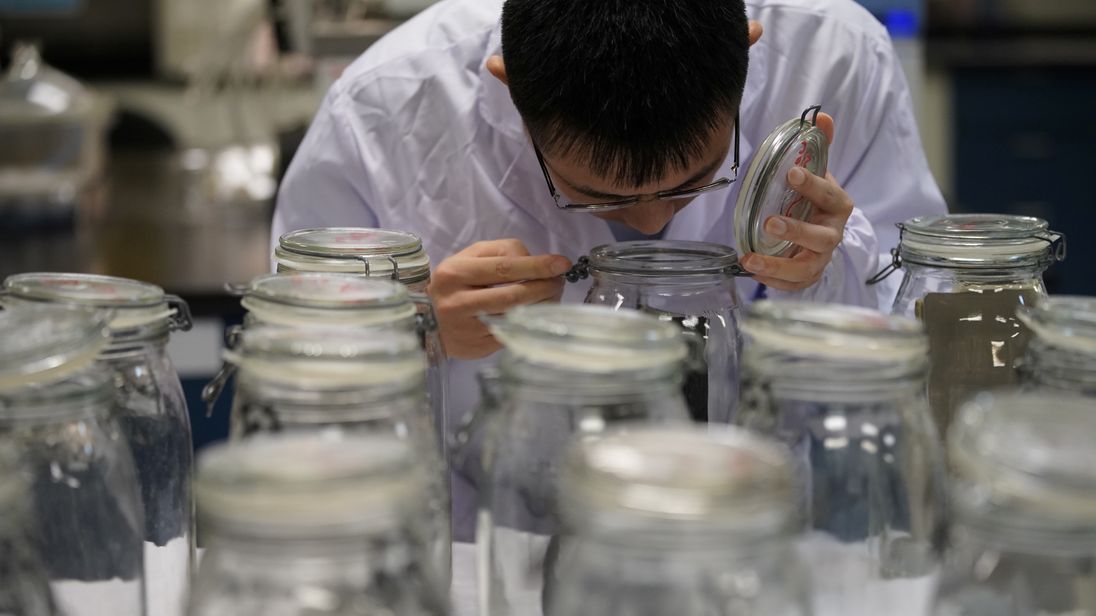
left=219, top=272, right=447, bottom=452
left=736, top=301, right=946, bottom=616
left=2, top=272, right=195, bottom=616
left=1017, top=296, right=1096, bottom=395
left=0, top=445, right=59, bottom=616
left=932, top=392, right=1096, bottom=616
left=548, top=425, right=811, bottom=616
left=188, top=434, right=448, bottom=616
left=0, top=306, right=144, bottom=616
left=274, top=227, right=433, bottom=292
left=879, top=214, right=1064, bottom=435
left=219, top=325, right=450, bottom=590
left=468, top=304, right=691, bottom=616
left=576, top=240, right=744, bottom=423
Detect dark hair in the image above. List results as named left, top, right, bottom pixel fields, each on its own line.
left=501, top=0, right=750, bottom=187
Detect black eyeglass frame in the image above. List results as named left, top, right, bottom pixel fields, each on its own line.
left=533, top=113, right=741, bottom=212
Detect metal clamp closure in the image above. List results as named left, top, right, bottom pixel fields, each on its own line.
left=164, top=294, right=193, bottom=332
left=355, top=255, right=402, bottom=282
left=201, top=324, right=243, bottom=416
left=563, top=256, right=590, bottom=283
left=1036, top=230, right=1067, bottom=263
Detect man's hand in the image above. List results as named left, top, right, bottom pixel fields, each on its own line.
left=739, top=112, right=854, bottom=292
left=428, top=239, right=571, bottom=360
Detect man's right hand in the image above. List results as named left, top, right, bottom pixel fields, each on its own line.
left=428, top=239, right=571, bottom=360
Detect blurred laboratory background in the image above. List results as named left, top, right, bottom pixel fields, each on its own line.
left=1, top=0, right=1093, bottom=449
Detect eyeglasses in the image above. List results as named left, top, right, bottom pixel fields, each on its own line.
left=534, top=113, right=740, bottom=213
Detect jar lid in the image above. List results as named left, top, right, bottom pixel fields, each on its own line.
left=898, top=213, right=1064, bottom=269
left=195, top=433, right=428, bottom=538
left=561, top=425, right=795, bottom=538
left=743, top=300, right=926, bottom=362
left=0, top=304, right=110, bottom=393
left=2, top=273, right=191, bottom=332
left=484, top=304, right=687, bottom=373
left=950, top=392, right=1096, bottom=536
left=240, top=273, right=417, bottom=327
left=586, top=240, right=745, bottom=278
left=227, top=325, right=425, bottom=389
left=734, top=106, right=829, bottom=258
left=275, top=227, right=431, bottom=284
left=1018, top=296, right=1096, bottom=355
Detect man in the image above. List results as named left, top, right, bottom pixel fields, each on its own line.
left=273, top=0, right=945, bottom=538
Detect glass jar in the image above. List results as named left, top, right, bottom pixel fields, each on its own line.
left=471, top=304, right=691, bottom=616
left=548, top=425, right=811, bottom=616
left=931, top=391, right=1096, bottom=616
left=883, top=214, right=1065, bottom=436
left=0, top=305, right=145, bottom=616
left=1017, top=296, right=1096, bottom=395
left=735, top=301, right=946, bottom=616
left=221, top=325, right=450, bottom=590
left=2, top=272, right=195, bottom=616
left=0, top=444, right=59, bottom=616
left=232, top=272, right=447, bottom=452
left=576, top=240, right=744, bottom=423
left=273, top=227, right=432, bottom=292
left=188, top=433, right=448, bottom=616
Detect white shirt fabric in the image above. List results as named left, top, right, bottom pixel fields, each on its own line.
left=272, top=0, right=947, bottom=540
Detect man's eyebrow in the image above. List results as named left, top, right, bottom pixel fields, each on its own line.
left=561, top=153, right=727, bottom=201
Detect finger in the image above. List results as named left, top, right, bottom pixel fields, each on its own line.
left=741, top=251, right=829, bottom=285
left=446, top=278, right=564, bottom=316
left=815, top=112, right=835, bottom=146
left=458, top=238, right=532, bottom=258
left=748, top=20, right=764, bottom=46
left=763, top=215, right=841, bottom=254
left=787, top=166, right=853, bottom=220
left=442, top=254, right=571, bottom=287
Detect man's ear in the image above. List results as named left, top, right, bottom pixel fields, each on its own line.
left=749, top=20, right=763, bottom=46
left=486, top=55, right=508, bottom=86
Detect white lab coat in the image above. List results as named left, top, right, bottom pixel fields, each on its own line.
left=272, top=0, right=947, bottom=539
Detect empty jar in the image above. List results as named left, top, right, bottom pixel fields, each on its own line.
left=2, top=272, right=195, bottom=616
left=0, top=305, right=144, bottom=616
left=1017, top=296, right=1096, bottom=396
left=274, top=227, right=432, bottom=292
left=548, top=425, right=811, bottom=616
left=188, top=433, right=448, bottom=616
left=735, top=301, right=946, bottom=616
left=882, top=213, right=1065, bottom=435
left=0, top=444, right=59, bottom=616
left=471, top=304, right=691, bottom=616
left=931, top=392, right=1096, bottom=616
left=221, top=325, right=450, bottom=590
left=578, top=240, right=744, bottom=423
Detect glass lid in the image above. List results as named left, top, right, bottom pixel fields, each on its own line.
left=195, top=433, right=427, bottom=537
left=4, top=272, right=165, bottom=307
left=561, top=425, right=794, bottom=536
left=278, top=227, right=424, bottom=257
left=734, top=106, right=829, bottom=258
left=0, top=304, right=110, bottom=392
left=586, top=240, right=744, bottom=277
left=743, top=300, right=926, bottom=361
left=950, top=391, right=1096, bottom=531
left=898, top=213, right=1064, bottom=268
left=1018, top=296, right=1096, bottom=355
left=243, top=273, right=411, bottom=310
left=228, top=325, right=425, bottom=388
left=484, top=304, right=686, bottom=373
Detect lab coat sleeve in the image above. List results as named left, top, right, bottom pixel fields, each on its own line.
left=271, top=85, right=381, bottom=251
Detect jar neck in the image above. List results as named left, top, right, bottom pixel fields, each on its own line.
left=952, top=512, right=1096, bottom=558
left=901, top=261, right=1049, bottom=288
left=237, top=373, right=425, bottom=410
left=590, top=269, right=735, bottom=290
left=0, top=380, right=113, bottom=423
left=1021, top=338, right=1096, bottom=394
left=100, top=326, right=169, bottom=359
left=743, top=349, right=926, bottom=400
left=566, top=527, right=795, bottom=567
left=500, top=357, right=684, bottom=404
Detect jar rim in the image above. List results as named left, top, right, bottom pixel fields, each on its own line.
left=245, top=273, right=411, bottom=311
left=0, top=305, right=110, bottom=392
left=275, top=228, right=432, bottom=284
left=587, top=240, right=742, bottom=278
left=897, top=214, right=1062, bottom=269
left=1019, top=296, right=1096, bottom=355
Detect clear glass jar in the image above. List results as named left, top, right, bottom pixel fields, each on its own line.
left=222, top=325, right=450, bottom=590
left=188, top=433, right=448, bottom=616
left=0, top=305, right=145, bottom=616
left=233, top=272, right=447, bottom=453
left=548, top=425, right=811, bottom=616
left=931, top=391, right=1096, bottom=616
left=735, top=301, right=946, bottom=616
left=2, top=272, right=195, bottom=616
left=885, top=214, right=1065, bottom=436
left=1017, top=296, right=1096, bottom=395
left=578, top=240, right=744, bottom=423
left=471, top=304, right=692, bottom=616
left=273, top=227, right=432, bottom=293
left=0, top=444, right=59, bottom=616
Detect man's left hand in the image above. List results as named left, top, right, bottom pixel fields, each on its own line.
left=739, top=113, right=853, bottom=292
